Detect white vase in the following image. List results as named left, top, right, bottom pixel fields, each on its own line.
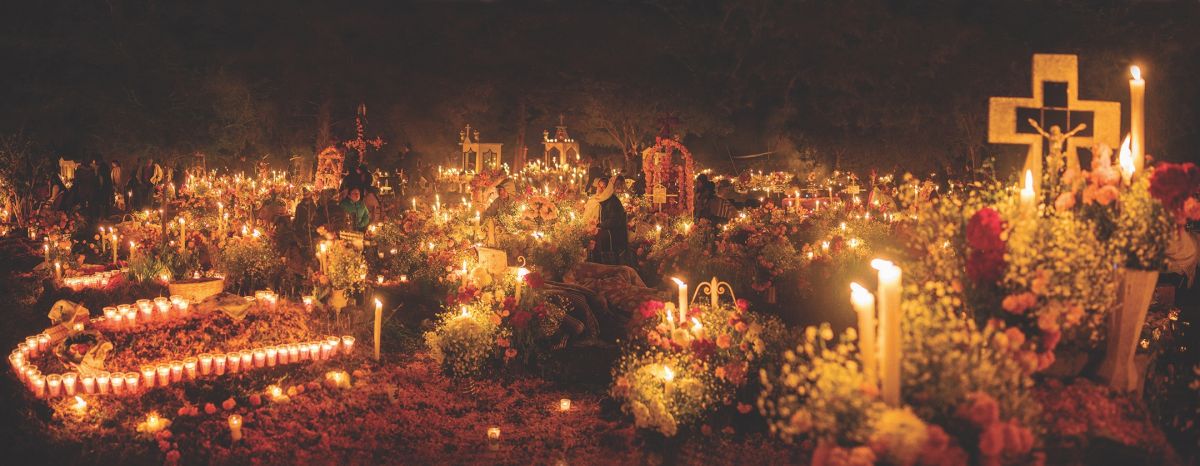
left=1097, top=269, right=1158, bottom=393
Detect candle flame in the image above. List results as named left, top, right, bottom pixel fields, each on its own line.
left=1130, top=65, right=1142, bottom=81
left=670, top=277, right=686, bottom=289
left=690, top=317, right=702, bottom=332
left=870, top=259, right=896, bottom=272
left=1119, top=134, right=1134, bottom=179
left=516, top=267, right=530, bottom=279
left=460, top=305, right=469, bottom=318
left=374, top=298, right=382, bottom=310
left=662, top=365, right=675, bottom=382
left=228, top=414, right=241, bottom=428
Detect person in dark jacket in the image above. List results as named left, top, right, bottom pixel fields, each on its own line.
left=585, top=168, right=629, bottom=265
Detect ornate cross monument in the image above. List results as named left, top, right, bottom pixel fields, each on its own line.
left=988, top=54, right=1120, bottom=191
left=542, top=114, right=580, bottom=167
left=314, top=146, right=345, bottom=191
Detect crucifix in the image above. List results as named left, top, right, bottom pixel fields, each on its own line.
left=344, top=103, right=385, bottom=165
left=988, top=54, right=1120, bottom=193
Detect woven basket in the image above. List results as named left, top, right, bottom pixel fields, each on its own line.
left=168, top=278, right=225, bottom=303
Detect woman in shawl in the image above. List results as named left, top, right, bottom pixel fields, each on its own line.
left=583, top=167, right=629, bottom=265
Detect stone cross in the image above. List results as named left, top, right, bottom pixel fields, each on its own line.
left=988, top=54, right=1120, bottom=192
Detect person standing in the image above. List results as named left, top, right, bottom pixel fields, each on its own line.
left=584, top=167, right=629, bottom=265
left=338, top=187, right=370, bottom=232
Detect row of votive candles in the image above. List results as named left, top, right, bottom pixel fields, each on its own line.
left=9, top=336, right=354, bottom=399
left=62, top=270, right=121, bottom=290
left=101, top=296, right=191, bottom=326
left=253, top=290, right=279, bottom=308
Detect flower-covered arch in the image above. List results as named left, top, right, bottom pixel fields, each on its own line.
left=641, top=136, right=695, bottom=216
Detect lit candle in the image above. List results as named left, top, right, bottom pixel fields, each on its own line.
left=342, top=335, right=355, bottom=354
left=374, top=298, right=383, bottom=361
left=850, top=282, right=878, bottom=387
left=266, top=347, right=277, bottom=367
left=62, top=372, right=78, bottom=396
left=96, top=373, right=110, bottom=395
left=184, top=358, right=198, bottom=379
left=125, top=373, right=139, bottom=394
left=670, top=277, right=688, bottom=321
left=487, top=427, right=501, bottom=442
left=559, top=398, right=572, bottom=412
left=31, top=375, right=46, bottom=399
left=228, top=415, right=243, bottom=442
left=253, top=349, right=266, bottom=368
left=1118, top=135, right=1134, bottom=185
left=38, top=333, right=50, bottom=352
left=81, top=374, right=95, bottom=394
left=240, top=351, right=253, bottom=369
left=170, top=360, right=184, bottom=382
left=515, top=268, right=530, bottom=304
left=111, top=233, right=119, bottom=264
left=43, top=242, right=49, bottom=262
left=871, top=259, right=902, bottom=406
left=72, top=395, right=87, bottom=415
left=54, top=261, right=62, bottom=281
left=287, top=344, right=300, bottom=363
left=156, top=364, right=171, bottom=386
left=142, top=412, right=167, bottom=433
left=46, top=374, right=62, bottom=398
left=110, top=374, right=124, bottom=395
left=214, top=353, right=227, bottom=375
left=1129, top=65, right=1145, bottom=172
left=178, top=217, right=186, bottom=250
left=1019, top=169, right=1035, bottom=213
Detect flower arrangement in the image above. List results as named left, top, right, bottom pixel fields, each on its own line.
left=423, top=301, right=507, bottom=379
left=323, top=240, right=367, bottom=293
left=217, top=234, right=280, bottom=294
left=611, top=351, right=718, bottom=437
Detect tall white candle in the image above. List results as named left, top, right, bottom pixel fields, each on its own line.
left=670, top=277, right=687, bottom=319
left=374, top=298, right=383, bottom=361
left=515, top=268, right=530, bottom=304
left=849, top=283, right=878, bottom=387
left=870, top=259, right=902, bottom=406
left=1129, top=66, right=1145, bottom=173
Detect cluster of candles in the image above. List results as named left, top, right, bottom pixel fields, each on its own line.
left=61, top=270, right=121, bottom=291
left=10, top=334, right=354, bottom=399
left=100, top=295, right=192, bottom=328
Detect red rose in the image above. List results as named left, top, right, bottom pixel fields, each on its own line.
left=966, top=249, right=1005, bottom=284
left=637, top=300, right=665, bottom=319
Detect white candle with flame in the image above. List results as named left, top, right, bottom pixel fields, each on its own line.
left=1020, top=169, right=1036, bottom=213
left=374, top=298, right=383, bottom=360
left=870, top=259, right=902, bottom=406
left=1129, top=65, right=1145, bottom=173
left=1118, top=135, right=1135, bottom=185
left=850, top=282, right=878, bottom=387
left=670, top=277, right=687, bottom=321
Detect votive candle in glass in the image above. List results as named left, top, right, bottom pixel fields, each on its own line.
left=62, top=372, right=78, bottom=396
left=31, top=375, right=46, bottom=398
left=320, top=341, right=334, bottom=360
left=199, top=354, right=213, bottom=375
left=154, top=297, right=171, bottom=315
left=170, top=295, right=185, bottom=310
left=309, top=342, right=323, bottom=361
left=240, top=351, right=253, bottom=370
left=125, top=373, right=140, bottom=394
left=136, top=299, right=153, bottom=318
left=24, top=336, right=38, bottom=357
left=103, top=306, right=117, bottom=320
left=37, top=333, right=51, bottom=352
left=110, top=374, right=124, bottom=395
left=265, top=347, right=277, bottom=367
left=326, top=336, right=341, bottom=355
left=288, top=344, right=300, bottom=363
left=253, top=349, right=266, bottom=368
left=226, top=353, right=240, bottom=373
left=170, top=360, right=184, bottom=383
left=96, top=372, right=110, bottom=395
left=297, top=344, right=309, bottom=361
left=487, top=427, right=501, bottom=441
left=184, top=358, right=198, bottom=380
left=47, top=374, right=62, bottom=398
left=81, top=374, right=95, bottom=394
left=141, top=366, right=157, bottom=388
left=156, top=364, right=170, bottom=386
left=214, top=354, right=227, bottom=375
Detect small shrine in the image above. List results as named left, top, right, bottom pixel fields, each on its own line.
left=460, top=124, right=503, bottom=172
left=542, top=115, right=579, bottom=167
left=640, top=135, right=695, bottom=215
left=314, top=145, right=345, bottom=191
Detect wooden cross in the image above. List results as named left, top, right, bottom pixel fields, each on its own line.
left=988, top=54, right=1120, bottom=192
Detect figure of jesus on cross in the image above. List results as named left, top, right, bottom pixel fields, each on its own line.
left=1026, top=118, right=1086, bottom=180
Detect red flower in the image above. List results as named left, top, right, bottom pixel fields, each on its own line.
left=524, top=271, right=545, bottom=289
left=966, top=207, right=1005, bottom=252
left=510, top=310, right=533, bottom=329
left=966, top=249, right=1005, bottom=284
left=637, top=300, right=665, bottom=320
left=1149, top=162, right=1200, bottom=218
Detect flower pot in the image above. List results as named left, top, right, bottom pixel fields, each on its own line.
left=1097, top=269, right=1158, bottom=392
left=168, top=278, right=225, bottom=303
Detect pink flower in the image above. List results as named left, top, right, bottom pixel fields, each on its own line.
left=1091, top=165, right=1121, bottom=187
left=1004, top=327, right=1026, bottom=349
left=958, top=392, right=1000, bottom=427
left=1054, top=191, right=1076, bottom=211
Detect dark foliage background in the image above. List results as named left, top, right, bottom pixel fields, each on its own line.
left=1, top=0, right=1197, bottom=175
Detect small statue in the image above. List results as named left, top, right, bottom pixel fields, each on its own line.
left=1027, top=118, right=1087, bottom=176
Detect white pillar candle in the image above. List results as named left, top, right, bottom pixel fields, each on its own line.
left=1020, top=170, right=1035, bottom=213
left=870, top=259, right=902, bottom=406
left=1129, top=66, right=1145, bottom=173
left=670, top=278, right=688, bottom=320
left=850, top=283, right=878, bottom=387
left=374, top=298, right=383, bottom=361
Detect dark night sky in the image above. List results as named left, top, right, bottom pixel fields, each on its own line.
left=2, top=0, right=1198, bottom=174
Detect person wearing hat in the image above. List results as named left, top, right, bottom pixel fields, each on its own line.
left=584, top=167, right=629, bottom=265
left=483, top=177, right=515, bottom=219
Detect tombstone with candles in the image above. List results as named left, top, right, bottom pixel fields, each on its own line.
left=640, top=135, right=695, bottom=216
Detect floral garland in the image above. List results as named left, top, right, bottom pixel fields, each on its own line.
left=641, top=137, right=695, bottom=215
